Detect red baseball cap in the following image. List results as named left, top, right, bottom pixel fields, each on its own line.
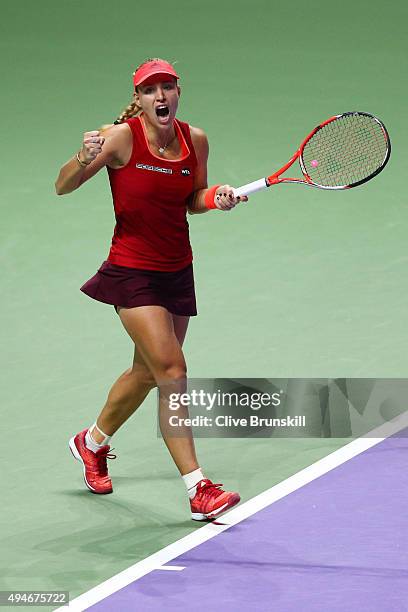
left=133, top=60, right=180, bottom=87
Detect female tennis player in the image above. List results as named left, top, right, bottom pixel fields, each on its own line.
left=55, top=58, right=246, bottom=521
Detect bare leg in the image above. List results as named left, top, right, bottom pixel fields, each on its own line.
left=90, top=311, right=190, bottom=443
left=117, top=305, right=199, bottom=476
left=92, top=356, right=156, bottom=441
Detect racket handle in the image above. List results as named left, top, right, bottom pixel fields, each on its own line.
left=233, top=178, right=268, bottom=198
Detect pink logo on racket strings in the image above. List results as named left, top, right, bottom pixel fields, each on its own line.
left=311, top=160, right=319, bottom=168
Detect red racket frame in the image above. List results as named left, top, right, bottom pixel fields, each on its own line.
left=232, top=112, right=391, bottom=199
left=266, top=112, right=391, bottom=190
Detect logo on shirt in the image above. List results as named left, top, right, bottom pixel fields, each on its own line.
left=181, top=168, right=191, bottom=176
left=136, top=163, right=173, bottom=175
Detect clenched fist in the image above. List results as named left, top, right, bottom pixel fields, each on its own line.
left=79, top=130, right=105, bottom=164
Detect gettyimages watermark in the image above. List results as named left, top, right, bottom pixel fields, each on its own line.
left=156, top=378, right=408, bottom=438
left=166, top=388, right=305, bottom=428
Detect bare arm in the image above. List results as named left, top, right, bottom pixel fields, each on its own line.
left=54, top=124, right=125, bottom=195
left=187, top=127, right=248, bottom=214
left=187, top=127, right=210, bottom=214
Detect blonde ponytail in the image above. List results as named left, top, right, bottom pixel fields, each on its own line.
left=113, top=99, right=141, bottom=125
left=98, top=100, right=140, bottom=133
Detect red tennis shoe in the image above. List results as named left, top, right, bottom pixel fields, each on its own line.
left=69, top=429, right=115, bottom=494
left=190, top=479, right=240, bottom=521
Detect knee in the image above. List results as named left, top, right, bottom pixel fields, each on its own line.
left=155, top=362, right=187, bottom=385
left=128, top=365, right=157, bottom=390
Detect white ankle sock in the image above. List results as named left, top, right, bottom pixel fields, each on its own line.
left=85, top=423, right=111, bottom=453
left=182, top=468, right=205, bottom=499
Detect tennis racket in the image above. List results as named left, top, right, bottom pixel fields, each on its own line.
left=233, top=112, right=391, bottom=198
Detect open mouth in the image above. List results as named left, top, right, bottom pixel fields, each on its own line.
left=155, top=105, right=170, bottom=118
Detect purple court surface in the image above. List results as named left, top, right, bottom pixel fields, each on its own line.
left=88, top=432, right=408, bottom=612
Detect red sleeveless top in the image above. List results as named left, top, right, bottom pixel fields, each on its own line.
left=106, top=114, right=198, bottom=271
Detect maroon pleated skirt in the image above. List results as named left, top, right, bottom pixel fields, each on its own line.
left=80, top=261, right=197, bottom=316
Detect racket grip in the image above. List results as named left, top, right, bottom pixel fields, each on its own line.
left=233, top=178, right=268, bottom=198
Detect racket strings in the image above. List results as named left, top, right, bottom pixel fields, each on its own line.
left=302, top=113, right=389, bottom=188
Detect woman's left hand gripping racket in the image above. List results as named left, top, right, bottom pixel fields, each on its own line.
left=233, top=111, right=391, bottom=198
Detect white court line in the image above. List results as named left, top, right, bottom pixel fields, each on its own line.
left=157, top=565, right=186, bottom=571
left=57, top=410, right=408, bottom=611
